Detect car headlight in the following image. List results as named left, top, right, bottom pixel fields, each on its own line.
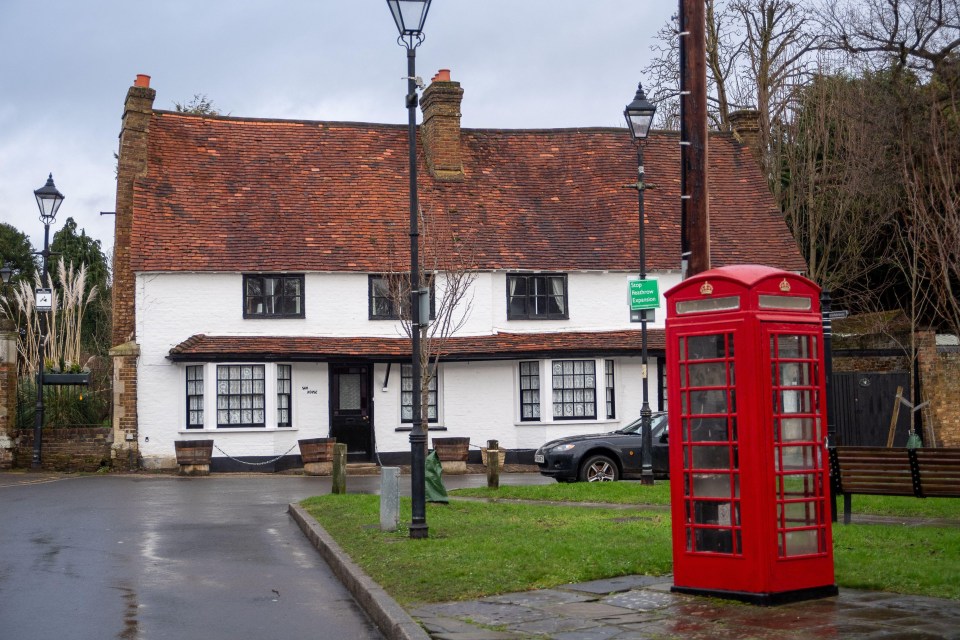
left=550, top=443, right=576, bottom=453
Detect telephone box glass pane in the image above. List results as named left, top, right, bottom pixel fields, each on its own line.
left=770, top=331, right=828, bottom=558
left=678, top=332, right=741, bottom=555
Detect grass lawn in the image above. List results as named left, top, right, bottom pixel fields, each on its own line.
left=456, top=480, right=960, bottom=519
left=301, top=483, right=960, bottom=606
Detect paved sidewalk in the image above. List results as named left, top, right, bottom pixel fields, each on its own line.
left=410, top=575, right=960, bottom=639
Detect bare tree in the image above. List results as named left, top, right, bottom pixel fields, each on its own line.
left=900, top=79, right=960, bottom=338
left=818, top=0, right=960, bottom=77
left=778, top=70, right=902, bottom=300
left=731, top=0, right=822, bottom=177
left=381, top=206, right=478, bottom=425
left=643, top=0, right=821, bottom=189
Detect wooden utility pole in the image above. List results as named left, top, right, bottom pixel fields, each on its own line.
left=680, top=0, right=710, bottom=277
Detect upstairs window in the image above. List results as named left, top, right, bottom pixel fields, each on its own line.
left=244, top=274, right=304, bottom=318
left=369, top=274, right=435, bottom=321
left=507, top=274, right=567, bottom=320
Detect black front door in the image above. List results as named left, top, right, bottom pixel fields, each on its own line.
left=329, top=364, right=373, bottom=461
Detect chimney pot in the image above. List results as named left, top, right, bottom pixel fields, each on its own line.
left=134, top=74, right=151, bottom=88
left=435, top=69, right=451, bottom=82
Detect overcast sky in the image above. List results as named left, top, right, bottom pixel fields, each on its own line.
left=0, top=0, right=674, bottom=259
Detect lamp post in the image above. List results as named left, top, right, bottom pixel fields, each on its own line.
left=0, top=262, right=12, bottom=286
left=624, top=83, right=657, bottom=486
left=387, top=0, right=432, bottom=539
left=32, top=173, right=64, bottom=469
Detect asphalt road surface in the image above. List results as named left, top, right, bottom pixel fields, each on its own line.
left=0, top=474, right=384, bottom=640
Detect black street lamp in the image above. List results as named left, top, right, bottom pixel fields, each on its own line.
left=0, top=262, right=13, bottom=286
left=387, top=0, right=432, bottom=539
left=32, top=173, right=64, bottom=469
left=624, top=83, right=657, bottom=486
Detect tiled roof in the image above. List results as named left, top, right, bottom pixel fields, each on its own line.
left=167, top=330, right=665, bottom=362
left=132, top=112, right=806, bottom=273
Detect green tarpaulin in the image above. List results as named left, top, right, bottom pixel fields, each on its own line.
left=425, top=450, right=449, bottom=503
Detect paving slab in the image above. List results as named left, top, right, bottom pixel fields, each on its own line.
left=412, top=579, right=960, bottom=639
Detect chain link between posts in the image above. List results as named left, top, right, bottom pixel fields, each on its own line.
left=214, top=443, right=299, bottom=466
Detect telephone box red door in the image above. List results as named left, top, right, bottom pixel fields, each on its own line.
left=665, top=265, right=837, bottom=605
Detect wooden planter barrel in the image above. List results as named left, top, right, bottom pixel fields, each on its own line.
left=175, top=440, right=213, bottom=476
left=432, top=437, right=470, bottom=474
left=299, top=438, right=336, bottom=476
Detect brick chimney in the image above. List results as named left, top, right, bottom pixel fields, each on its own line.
left=729, top=109, right=762, bottom=164
left=419, top=69, right=464, bottom=181
left=110, top=74, right=155, bottom=470
left=112, top=75, right=155, bottom=348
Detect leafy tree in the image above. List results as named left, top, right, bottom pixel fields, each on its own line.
left=173, top=94, right=223, bottom=116
left=0, top=222, right=38, bottom=287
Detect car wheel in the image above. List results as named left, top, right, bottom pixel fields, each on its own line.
left=579, top=455, right=619, bottom=482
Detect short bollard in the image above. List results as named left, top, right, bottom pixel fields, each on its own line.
left=487, top=439, right=500, bottom=490
left=380, top=467, right=400, bottom=531
left=331, top=443, right=347, bottom=494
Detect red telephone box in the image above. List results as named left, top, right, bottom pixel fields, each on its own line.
left=665, top=265, right=837, bottom=605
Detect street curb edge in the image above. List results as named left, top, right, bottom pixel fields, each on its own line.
left=288, top=503, right=431, bottom=640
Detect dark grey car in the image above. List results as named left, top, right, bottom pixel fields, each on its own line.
left=534, top=412, right=669, bottom=482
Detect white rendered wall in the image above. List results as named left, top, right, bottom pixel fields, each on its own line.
left=135, top=270, right=673, bottom=466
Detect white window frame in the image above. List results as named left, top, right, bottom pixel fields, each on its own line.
left=180, top=363, right=297, bottom=432
left=514, top=358, right=616, bottom=425
left=400, top=362, right=442, bottom=425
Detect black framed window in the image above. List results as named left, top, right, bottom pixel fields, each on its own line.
left=551, top=360, right=597, bottom=419
left=519, top=361, right=541, bottom=421
left=605, top=359, right=616, bottom=419
left=369, top=274, right=435, bottom=321
left=507, top=273, right=568, bottom=320
left=186, top=365, right=204, bottom=429
left=401, top=363, right=438, bottom=423
left=216, top=365, right=266, bottom=427
left=277, top=365, right=292, bottom=427
left=243, top=274, right=304, bottom=318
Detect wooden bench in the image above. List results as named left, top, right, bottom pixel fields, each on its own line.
left=828, top=446, right=960, bottom=524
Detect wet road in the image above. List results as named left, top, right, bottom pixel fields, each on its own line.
left=0, top=474, right=386, bottom=640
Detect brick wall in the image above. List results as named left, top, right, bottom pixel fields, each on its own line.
left=15, top=427, right=113, bottom=472
left=919, top=348, right=960, bottom=447
left=109, top=345, right=140, bottom=470
left=0, top=322, right=17, bottom=469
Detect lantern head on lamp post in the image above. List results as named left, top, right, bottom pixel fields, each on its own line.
left=624, top=83, right=657, bottom=141
left=0, top=262, right=13, bottom=285
left=35, top=173, right=65, bottom=225
left=387, top=0, right=432, bottom=46
left=624, top=83, right=657, bottom=485
left=386, top=0, right=432, bottom=539
left=30, top=173, right=64, bottom=469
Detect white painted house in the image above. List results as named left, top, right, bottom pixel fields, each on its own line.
left=109, top=73, right=805, bottom=471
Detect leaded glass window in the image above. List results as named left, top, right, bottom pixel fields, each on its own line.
left=216, top=365, right=266, bottom=427
left=551, top=360, right=597, bottom=419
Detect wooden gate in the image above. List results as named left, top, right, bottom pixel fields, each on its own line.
left=831, top=371, right=912, bottom=447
